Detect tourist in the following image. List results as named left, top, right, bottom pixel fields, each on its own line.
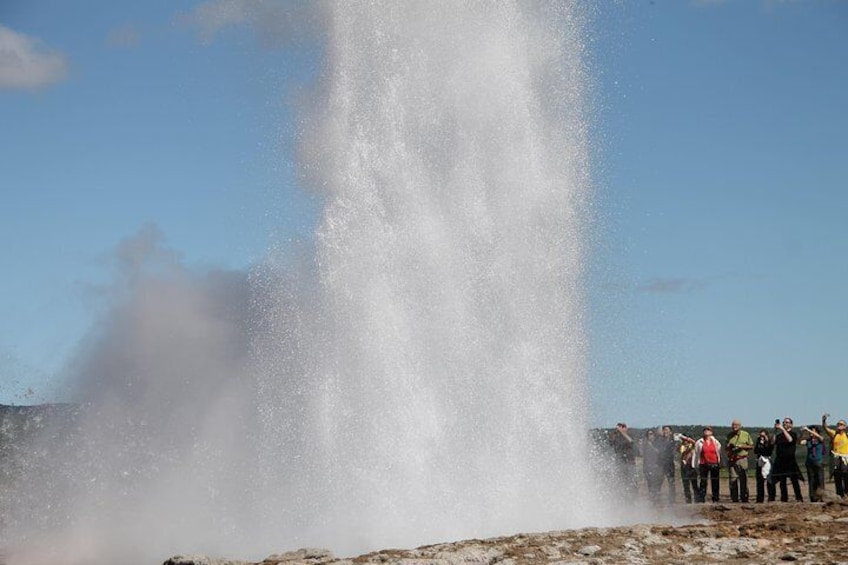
left=771, top=417, right=804, bottom=502
left=610, top=423, right=638, bottom=500
left=725, top=419, right=754, bottom=503
left=754, top=429, right=776, bottom=503
left=658, top=425, right=677, bottom=503
left=822, top=413, right=848, bottom=498
left=693, top=426, right=722, bottom=503
left=801, top=425, right=826, bottom=502
left=641, top=429, right=663, bottom=502
left=677, top=433, right=697, bottom=503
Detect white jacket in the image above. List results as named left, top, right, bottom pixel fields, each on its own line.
left=692, top=437, right=722, bottom=468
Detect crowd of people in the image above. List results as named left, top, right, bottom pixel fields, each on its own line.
left=608, top=413, right=848, bottom=504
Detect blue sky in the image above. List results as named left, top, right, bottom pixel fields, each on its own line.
left=590, top=0, right=848, bottom=427
left=1, top=1, right=846, bottom=427
left=1, top=0, right=320, bottom=399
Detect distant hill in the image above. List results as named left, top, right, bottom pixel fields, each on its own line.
left=0, top=403, right=79, bottom=443
left=0, top=406, right=819, bottom=490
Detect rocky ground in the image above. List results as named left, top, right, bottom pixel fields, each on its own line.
left=164, top=497, right=848, bottom=565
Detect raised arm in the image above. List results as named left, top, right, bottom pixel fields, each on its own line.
left=823, top=413, right=833, bottom=436
left=771, top=422, right=792, bottom=444
left=805, top=427, right=824, bottom=441
left=780, top=426, right=792, bottom=442
left=616, top=424, right=633, bottom=443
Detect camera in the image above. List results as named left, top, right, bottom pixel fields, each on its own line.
left=775, top=419, right=780, bottom=425
left=673, top=433, right=682, bottom=441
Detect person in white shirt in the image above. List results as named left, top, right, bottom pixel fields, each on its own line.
left=693, top=426, right=722, bottom=503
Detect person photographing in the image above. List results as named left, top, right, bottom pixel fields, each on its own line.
left=801, top=425, right=825, bottom=502
left=754, top=429, right=776, bottom=503
left=822, top=413, right=848, bottom=498
left=771, top=417, right=804, bottom=502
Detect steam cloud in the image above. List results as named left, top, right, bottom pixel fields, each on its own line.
left=3, top=225, right=270, bottom=562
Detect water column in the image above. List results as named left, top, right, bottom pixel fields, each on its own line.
left=292, top=1, right=601, bottom=550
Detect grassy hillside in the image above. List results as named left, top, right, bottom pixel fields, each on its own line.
left=0, top=407, right=823, bottom=492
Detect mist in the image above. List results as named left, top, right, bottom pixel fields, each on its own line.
left=1, top=2, right=657, bottom=564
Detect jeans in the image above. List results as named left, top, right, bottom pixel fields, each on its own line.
left=698, top=464, right=720, bottom=503
left=680, top=463, right=697, bottom=503
left=773, top=470, right=803, bottom=502
left=616, top=461, right=638, bottom=501
left=645, top=466, right=662, bottom=502
left=660, top=463, right=676, bottom=503
left=834, top=469, right=848, bottom=498
left=806, top=462, right=824, bottom=502
left=756, top=465, right=775, bottom=502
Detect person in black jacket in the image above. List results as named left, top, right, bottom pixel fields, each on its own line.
left=754, top=429, right=776, bottom=503
left=610, top=423, right=638, bottom=500
left=641, top=429, right=663, bottom=502
left=771, top=417, right=804, bottom=502
left=658, top=425, right=678, bottom=503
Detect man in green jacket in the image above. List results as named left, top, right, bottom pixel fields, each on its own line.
left=726, top=419, right=754, bottom=503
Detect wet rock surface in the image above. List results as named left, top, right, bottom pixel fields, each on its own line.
left=165, top=500, right=848, bottom=565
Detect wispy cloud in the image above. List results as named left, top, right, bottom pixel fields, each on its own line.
left=178, top=0, right=325, bottom=47
left=106, top=24, right=141, bottom=49
left=637, top=277, right=707, bottom=294
left=181, top=0, right=252, bottom=40
left=694, top=0, right=801, bottom=8
left=0, top=24, right=68, bottom=89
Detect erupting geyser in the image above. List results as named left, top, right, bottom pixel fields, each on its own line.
left=267, top=0, right=600, bottom=547
left=2, top=2, right=611, bottom=564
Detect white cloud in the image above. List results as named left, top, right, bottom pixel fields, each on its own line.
left=182, top=0, right=251, bottom=41
left=179, top=0, right=325, bottom=47
left=638, top=277, right=707, bottom=294
left=0, top=24, right=68, bottom=89
left=694, top=0, right=801, bottom=7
